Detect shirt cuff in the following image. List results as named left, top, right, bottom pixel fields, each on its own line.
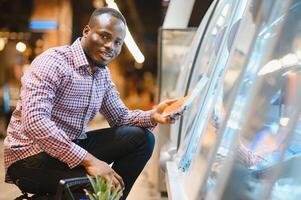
left=143, top=110, right=158, bottom=128
left=60, top=142, right=87, bottom=169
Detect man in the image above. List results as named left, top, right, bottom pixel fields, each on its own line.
left=4, top=7, right=183, bottom=199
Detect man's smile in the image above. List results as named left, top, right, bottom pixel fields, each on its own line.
left=98, top=50, right=113, bottom=61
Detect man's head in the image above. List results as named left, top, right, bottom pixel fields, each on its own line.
left=81, top=7, right=127, bottom=67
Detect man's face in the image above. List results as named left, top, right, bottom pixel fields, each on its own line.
left=82, top=13, right=126, bottom=67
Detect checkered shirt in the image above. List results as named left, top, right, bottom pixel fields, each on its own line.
left=4, top=38, right=156, bottom=182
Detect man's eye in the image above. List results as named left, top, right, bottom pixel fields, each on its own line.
left=115, top=41, right=122, bottom=46
left=102, top=35, right=108, bottom=40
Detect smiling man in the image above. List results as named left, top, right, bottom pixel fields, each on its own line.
left=3, top=7, right=182, bottom=199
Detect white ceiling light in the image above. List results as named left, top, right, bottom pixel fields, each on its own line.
left=257, top=59, right=282, bottom=76
left=280, top=53, right=298, bottom=67
left=258, top=52, right=301, bottom=76
left=16, top=41, right=26, bottom=52
left=279, top=117, right=289, bottom=127
left=105, top=0, right=145, bottom=64
left=0, top=37, right=7, bottom=51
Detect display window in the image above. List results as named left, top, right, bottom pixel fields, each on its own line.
left=158, top=28, right=197, bottom=102
left=167, top=0, right=219, bottom=147
left=177, top=0, right=248, bottom=172
left=202, top=1, right=301, bottom=199
left=165, top=0, right=249, bottom=199
left=176, top=0, right=237, bottom=149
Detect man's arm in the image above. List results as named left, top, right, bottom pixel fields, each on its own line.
left=21, top=53, right=87, bottom=169
left=81, top=152, right=124, bottom=189
left=99, top=67, right=184, bottom=127
left=99, top=68, right=156, bottom=128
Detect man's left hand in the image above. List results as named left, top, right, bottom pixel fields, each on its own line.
left=150, top=99, right=186, bottom=124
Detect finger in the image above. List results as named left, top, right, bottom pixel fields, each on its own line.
left=160, top=112, right=181, bottom=124
left=173, top=106, right=187, bottom=116
left=154, top=115, right=169, bottom=124
left=106, top=172, right=123, bottom=190
left=166, top=113, right=176, bottom=123
left=162, top=98, right=177, bottom=105
left=105, top=173, right=120, bottom=189
left=103, top=174, right=111, bottom=182
left=165, top=109, right=185, bottom=120
left=167, top=113, right=178, bottom=121
left=159, top=118, right=169, bottom=124
left=165, top=115, right=175, bottom=124
left=170, top=112, right=178, bottom=118
left=113, top=172, right=124, bottom=190
left=173, top=115, right=180, bottom=120
left=166, top=112, right=181, bottom=120
left=113, top=176, right=120, bottom=188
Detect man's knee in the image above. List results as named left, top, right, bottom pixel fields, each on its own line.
left=119, top=126, right=155, bottom=158
left=142, top=129, right=155, bottom=158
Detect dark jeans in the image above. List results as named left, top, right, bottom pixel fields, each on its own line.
left=8, top=126, right=155, bottom=200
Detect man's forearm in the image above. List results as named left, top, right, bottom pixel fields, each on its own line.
left=81, top=152, right=95, bottom=168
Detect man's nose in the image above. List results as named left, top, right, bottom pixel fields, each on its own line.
left=104, top=41, right=113, bottom=49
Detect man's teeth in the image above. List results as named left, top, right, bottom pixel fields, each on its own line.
left=103, top=52, right=110, bottom=57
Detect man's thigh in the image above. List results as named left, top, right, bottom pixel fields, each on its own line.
left=8, top=126, right=153, bottom=195
left=79, top=126, right=153, bottom=164
left=8, top=152, right=86, bottom=195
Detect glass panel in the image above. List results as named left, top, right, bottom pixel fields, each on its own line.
left=178, top=0, right=235, bottom=145
left=177, top=0, right=246, bottom=172
left=174, top=0, right=218, bottom=100
left=202, top=1, right=301, bottom=199
left=168, top=0, right=218, bottom=147
left=164, top=1, right=250, bottom=199
left=267, top=73, right=301, bottom=200
left=183, top=1, right=259, bottom=199
left=158, top=29, right=196, bottom=102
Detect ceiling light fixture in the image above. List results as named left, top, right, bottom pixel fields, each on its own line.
left=0, top=37, right=7, bottom=51
left=16, top=41, right=26, bottom=52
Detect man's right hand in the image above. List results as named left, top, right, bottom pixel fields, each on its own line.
left=81, top=152, right=124, bottom=190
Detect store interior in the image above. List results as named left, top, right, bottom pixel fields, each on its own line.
left=0, top=0, right=211, bottom=199
left=3, top=0, right=301, bottom=200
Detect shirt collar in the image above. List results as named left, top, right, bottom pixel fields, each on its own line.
left=70, top=38, right=89, bottom=68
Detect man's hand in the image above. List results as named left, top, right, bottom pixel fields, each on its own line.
left=81, top=153, right=124, bottom=190
left=150, top=99, right=186, bottom=124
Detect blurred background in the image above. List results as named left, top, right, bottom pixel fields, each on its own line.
left=0, top=0, right=212, bottom=199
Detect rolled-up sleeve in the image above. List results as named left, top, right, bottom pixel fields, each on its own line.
left=21, top=54, right=87, bottom=168
left=100, top=68, right=157, bottom=129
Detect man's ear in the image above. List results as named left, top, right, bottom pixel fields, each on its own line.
left=82, top=25, right=91, bottom=38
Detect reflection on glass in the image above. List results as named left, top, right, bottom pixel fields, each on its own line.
left=176, top=0, right=235, bottom=147
left=159, top=29, right=196, bottom=101
left=177, top=0, right=245, bottom=173
left=203, top=1, right=301, bottom=200
left=175, top=0, right=234, bottom=151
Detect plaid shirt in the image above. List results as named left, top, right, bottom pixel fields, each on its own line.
left=4, top=38, right=156, bottom=182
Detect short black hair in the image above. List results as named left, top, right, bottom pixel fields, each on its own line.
left=88, top=7, right=127, bottom=26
